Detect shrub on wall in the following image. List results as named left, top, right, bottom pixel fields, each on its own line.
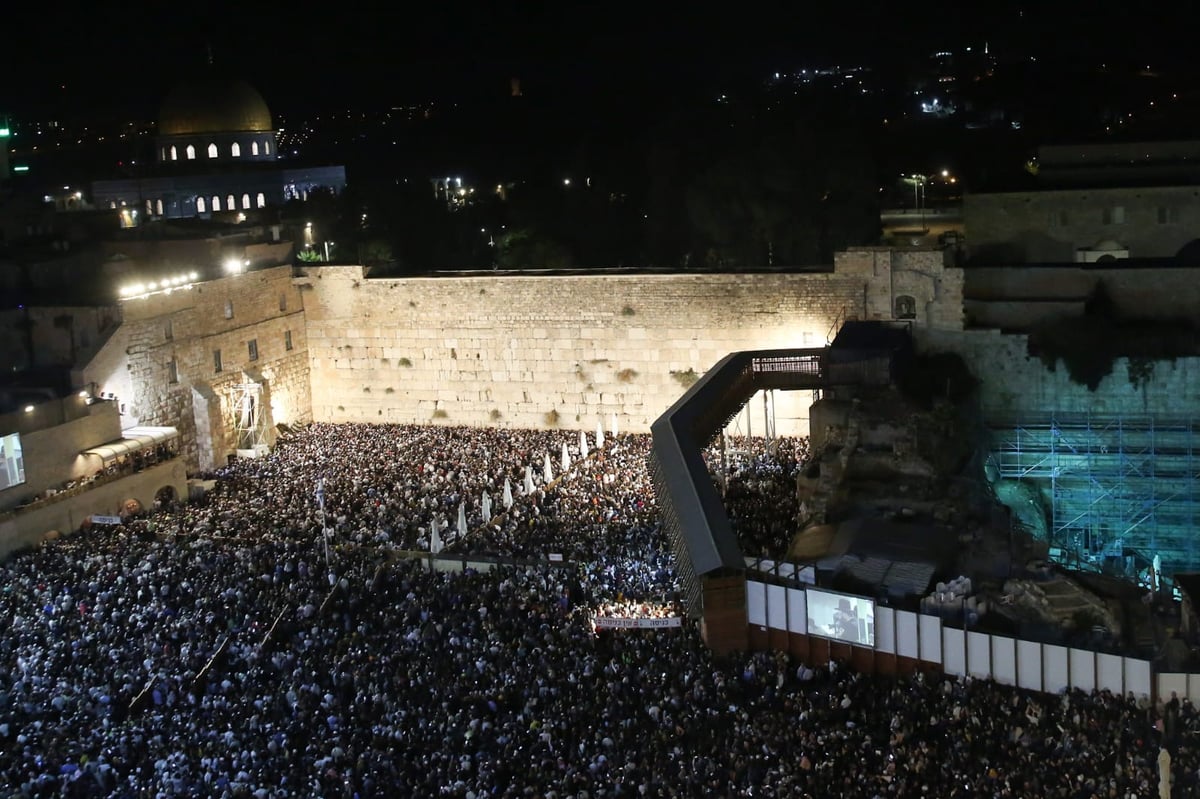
left=432, top=409, right=449, bottom=420
left=670, top=368, right=700, bottom=388
left=397, top=357, right=413, bottom=367
left=544, top=409, right=560, bottom=426
left=616, top=368, right=638, bottom=383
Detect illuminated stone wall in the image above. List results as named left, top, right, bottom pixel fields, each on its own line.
left=301, top=248, right=962, bottom=434
left=82, top=266, right=312, bottom=470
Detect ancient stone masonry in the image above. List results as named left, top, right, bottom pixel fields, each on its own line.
left=301, top=249, right=962, bottom=434
left=84, top=250, right=962, bottom=468
left=86, top=266, right=312, bottom=471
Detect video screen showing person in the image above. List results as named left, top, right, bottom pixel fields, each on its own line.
left=806, top=588, right=875, bottom=647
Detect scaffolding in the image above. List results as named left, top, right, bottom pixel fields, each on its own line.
left=227, top=382, right=271, bottom=456
left=989, top=412, right=1200, bottom=577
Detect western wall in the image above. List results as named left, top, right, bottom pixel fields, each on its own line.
left=299, top=249, right=960, bottom=435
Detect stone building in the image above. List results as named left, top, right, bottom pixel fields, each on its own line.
left=82, top=265, right=311, bottom=469
left=964, top=141, right=1200, bottom=265
left=75, top=247, right=961, bottom=472
left=0, top=393, right=186, bottom=559
left=91, top=75, right=346, bottom=222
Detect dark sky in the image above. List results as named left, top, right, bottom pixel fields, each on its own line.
left=2, top=1, right=1195, bottom=120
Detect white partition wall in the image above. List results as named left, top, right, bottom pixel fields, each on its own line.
left=875, top=606, right=896, bottom=654
left=943, top=627, right=967, bottom=676
left=967, top=632, right=991, bottom=679
left=786, top=587, right=807, bottom=634
left=1159, top=673, right=1187, bottom=703
left=896, top=611, right=920, bottom=659
left=1043, top=645, right=1070, bottom=693
left=1017, top=640, right=1042, bottom=692
left=747, top=581, right=767, bottom=627
left=1096, top=653, right=1123, bottom=696
left=919, top=614, right=942, bottom=664
left=1190, top=675, right=1200, bottom=704
left=1125, top=658, right=1152, bottom=699
left=742, top=578, right=1161, bottom=701
left=991, top=636, right=1017, bottom=686
left=766, top=584, right=788, bottom=630
left=1069, top=649, right=1096, bottom=692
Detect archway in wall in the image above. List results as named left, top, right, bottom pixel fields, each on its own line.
left=155, top=485, right=178, bottom=509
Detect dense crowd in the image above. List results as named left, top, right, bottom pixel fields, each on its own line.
left=0, top=422, right=1196, bottom=797
left=708, top=435, right=811, bottom=559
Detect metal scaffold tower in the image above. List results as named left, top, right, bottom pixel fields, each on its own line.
left=989, top=412, right=1200, bottom=578
left=229, top=382, right=271, bottom=456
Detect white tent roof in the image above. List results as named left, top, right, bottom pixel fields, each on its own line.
left=82, top=426, right=179, bottom=464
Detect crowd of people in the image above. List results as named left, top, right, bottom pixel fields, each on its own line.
left=707, top=435, right=811, bottom=559
left=0, top=421, right=1196, bottom=797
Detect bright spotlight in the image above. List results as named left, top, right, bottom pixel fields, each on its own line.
left=24, top=405, right=34, bottom=413
left=224, top=258, right=245, bottom=274
left=189, top=271, right=198, bottom=280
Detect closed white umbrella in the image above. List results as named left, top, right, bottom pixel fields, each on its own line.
left=610, top=413, right=619, bottom=438
left=543, top=452, right=553, bottom=485
left=503, top=477, right=514, bottom=510
left=579, top=429, right=589, bottom=460
left=596, top=419, right=605, bottom=448
left=430, top=517, right=443, bottom=554
left=561, top=441, right=571, bottom=473
left=524, top=466, right=535, bottom=495
left=481, top=490, right=492, bottom=522
left=456, top=502, right=467, bottom=538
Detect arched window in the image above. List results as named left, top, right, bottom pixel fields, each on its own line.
left=155, top=199, right=164, bottom=216
left=231, top=142, right=241, bottom=157
left=256, top=192, right=266, bottom=208
left=196, top=196, right=206, bottom=213
left=251, top=141, right=259, bottom=156
left=263, top=140, right=271, bottom=155
left=169, top=145, right=178, bottom=161
left=226, top=194, right=235, bottom=210
left=894, top=295, right=917, bottom=320
left=185, top=144, right=196, bottom=160
left=211, top=195, right=221, bottom=212
left=146, top=200, right=153, bottom=215
left=160, top=147, right=166, bottom=161
left=241, top=193, right=251, bottom=210
left=207, top=143, right=218, bottom=159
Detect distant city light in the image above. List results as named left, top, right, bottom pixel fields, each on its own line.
left=13, top=165, right=29, bottom=172
left=0, top=127, right=9, bottom=137
left=24, top=405, right=34, bottom=413
left=224, top=258, right=248, bottom=274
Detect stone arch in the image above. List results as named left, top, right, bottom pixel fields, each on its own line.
left=894, top=294, right=917, bottom=320
left=155, top=484, right=178, bottom=508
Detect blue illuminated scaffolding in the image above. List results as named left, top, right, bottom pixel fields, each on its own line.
left=989, top=412, right=1200, bottom=577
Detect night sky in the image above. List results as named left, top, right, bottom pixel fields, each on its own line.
left=4, top=2, right=1196, bottom=121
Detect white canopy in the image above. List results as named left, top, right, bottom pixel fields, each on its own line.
left=82, top=426, right=179, bottom=465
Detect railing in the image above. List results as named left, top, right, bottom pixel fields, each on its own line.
left=0, top=454, right=180, bottom=521
left=649, top=347, right=894, bottom=621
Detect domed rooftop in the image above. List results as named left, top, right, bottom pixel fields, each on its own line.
left=158, top=77, right=273, bottom=136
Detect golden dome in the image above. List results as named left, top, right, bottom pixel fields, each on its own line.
left=158, top=78, right=273, bottom=136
